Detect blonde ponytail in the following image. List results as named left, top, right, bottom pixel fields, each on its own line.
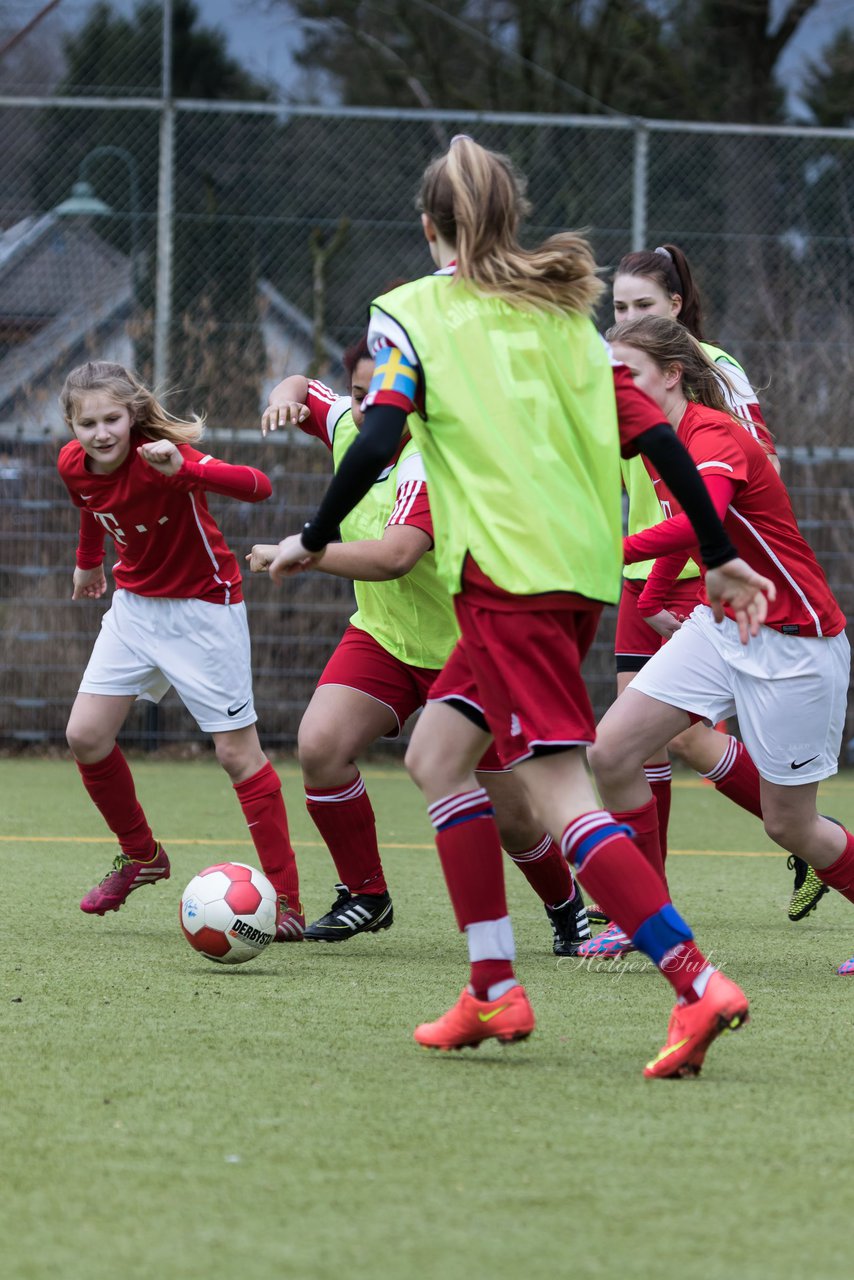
left=418, top=137, right=604, bottom=317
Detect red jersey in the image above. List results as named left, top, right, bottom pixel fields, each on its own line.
left=58, top=438, right=272, bottom=605
left=624, top=403, right=845, bottom=638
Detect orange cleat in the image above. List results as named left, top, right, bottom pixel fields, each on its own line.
left=414, top=984, right=535, bottom=1051
left=644, top=971, right=749, bottom=1080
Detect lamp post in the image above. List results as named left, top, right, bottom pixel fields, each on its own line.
left=55, top=146, right=142, bottom=293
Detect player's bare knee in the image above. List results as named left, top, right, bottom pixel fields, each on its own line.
left=587, top=737, right=622, bottom=785
left=404, top=738, right=430, bottom=790
left=762, top=807, right=803, bottom=849
left=298, top=722, right=345, bottom=782
left=214, top=736, right=248, bottom=779
left=66, top=720, right=109, bottom=761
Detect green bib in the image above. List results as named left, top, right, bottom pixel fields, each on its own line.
left=331, top=403, right=458, bottom=669
left=371, top=276, right=624, bottom=602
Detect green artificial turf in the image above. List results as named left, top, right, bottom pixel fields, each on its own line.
left=2, top=758, right=853, bottom=1280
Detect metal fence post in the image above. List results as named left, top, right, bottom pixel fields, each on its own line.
left=153, top=0, right=174, bottom=396
left=631, top=122, right=649, bottom=252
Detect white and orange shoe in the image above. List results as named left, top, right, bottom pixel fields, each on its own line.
left=414, top=985, right=535, bottom=1051
left=644, top=972, right=749, bottom=1079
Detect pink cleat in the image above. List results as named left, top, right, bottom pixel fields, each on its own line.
left=80, top=843, right=170, bottom=915
left=836, top=957, right=854, bottom=975
left=275, top=897, right=305, bottom=942
left=575, top=921, right=637, bottom=959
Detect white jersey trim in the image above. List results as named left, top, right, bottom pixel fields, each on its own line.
left=727, top=506, right=823, bottom=637
left=188, top=492, right=231, bottom=605
left=387, top=478, right=424, bottom=527
left=368, top=311, right=420, bottom=367
left=395, top=451, right=427, bottom=486
left=326, top=395, right=352, bottom=448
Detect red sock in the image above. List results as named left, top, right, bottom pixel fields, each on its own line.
left=815, top=829, right=854, bottom=901
left=428, top=789, right=508, bottom=928
left=76, top=745, right=155, bottom=859
left=561, top=811, right=710, bottom=999
left=469, top=958, right=515, bottom=1000
left=611, top=797, right=667, bottom=888
left=233, top=762, right=300, bottom=906
left=702, top=736, right=763, bottom=819
left=643, top=764, right=672, bottom=863
left=506, top=833, right=575, bottom=907
left=662, top=940, right=713, bottom=1002
left=305, top=774, right=387, bottom=895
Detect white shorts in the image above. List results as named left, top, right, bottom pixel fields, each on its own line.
left=79, top=590, right=257, bottom=734
left=631, top=605, right=850, bottom=785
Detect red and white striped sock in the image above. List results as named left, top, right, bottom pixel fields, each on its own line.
left=506, top=833, right=575, bottom=908
left=701, top=736, right=763, bottom=819
left=429, top=788, right=515, bottom=999
left=644, top=762, right=672, bottom=863
left=305, top=773, right=387, bottom=894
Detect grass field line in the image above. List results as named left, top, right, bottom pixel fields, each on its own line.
left=0, top=834, right=783, bottom=856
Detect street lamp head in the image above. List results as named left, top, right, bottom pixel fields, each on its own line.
left=54, top=180, right=112, bottom=218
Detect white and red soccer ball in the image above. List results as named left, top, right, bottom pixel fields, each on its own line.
left=180, top=862, right=277, bottom=964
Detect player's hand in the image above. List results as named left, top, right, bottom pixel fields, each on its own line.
left=245, top=544, right=279, bottom=573
left=268, top=534, right=325, bottom=583
left=72, top=565, right=107, bottom=600
left=138, top=440, right=183, bottom=475
left=261, top=401, right=310, bottom=437
left=643, top=609, right=683, bottom=639
left=705, top=557, right=776, bottom=644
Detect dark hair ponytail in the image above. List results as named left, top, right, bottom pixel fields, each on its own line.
left=614, top=242, right=706, bottom=340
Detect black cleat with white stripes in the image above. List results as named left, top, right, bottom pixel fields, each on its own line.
left=545, top=887, right=591, bottom=956
left=304, top=883, right=394, bottom=942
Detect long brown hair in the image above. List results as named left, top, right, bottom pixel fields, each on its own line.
left=606, top=316, right=739, bottom=417
left=614, top=243, right=705, bottom=339
left=418, top=136, right=604, bottom=317
left=60, top=362, right=205, bottom=444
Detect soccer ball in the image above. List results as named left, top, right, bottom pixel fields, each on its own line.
left=180, top=862, right=278, bottom=964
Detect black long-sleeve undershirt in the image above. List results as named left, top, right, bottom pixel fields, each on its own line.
left=301, top=405, right=737, bottom=571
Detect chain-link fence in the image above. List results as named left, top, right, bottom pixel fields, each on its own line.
left=2, top=21, right=854, bottom=753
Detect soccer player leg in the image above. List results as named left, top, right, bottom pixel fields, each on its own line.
left=614, top=579, right=674, bottom=863
left=406, top=696, right=533, bottom=1049
left=299, top=670, right=405, bottom=940
left=526, top=749, right=749, bottom=1078
left=212, top=722, right=304, bottom=940
left=588, top=683, right=691, bottom=892
left=71, top=594, right=169, bottom=911
left=479, top=764, right=587, bottom=957
left=733, top=628, right=854, bottom=900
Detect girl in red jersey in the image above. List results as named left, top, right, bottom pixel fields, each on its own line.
left=264, top=138, right=774, bottom=1079
left=250, top=339, right=590, bottom=955
left=590, top=317, right=854, bottom=935
left=582, top=244, right=819, bottom=957
left=57, top=361, right=303, bottom=938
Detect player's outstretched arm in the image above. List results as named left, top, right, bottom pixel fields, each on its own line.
left=293, top=403, right=408, bottom=560
left=633, top=424, right=773, bottom=641
left=262, top=375, right=311, bottom=437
